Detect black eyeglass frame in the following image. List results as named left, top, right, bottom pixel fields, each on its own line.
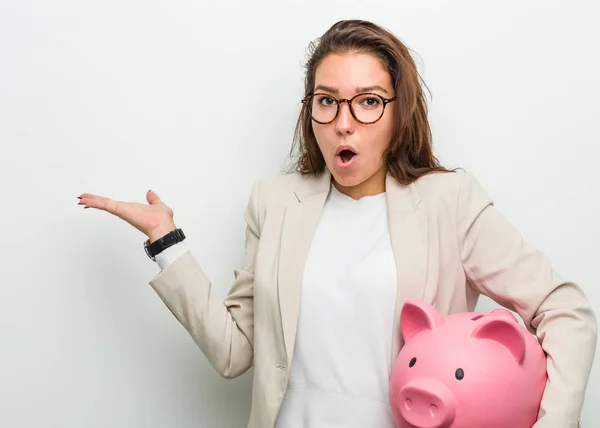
left=301, top=92, right=397, bottom=125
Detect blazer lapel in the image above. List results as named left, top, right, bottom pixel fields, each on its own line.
left=277, top=170, right=331, bottom=368
left=385, top=172, right=429, bottom=372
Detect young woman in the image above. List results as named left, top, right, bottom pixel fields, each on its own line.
left=78, top=19, right=597, bottom=428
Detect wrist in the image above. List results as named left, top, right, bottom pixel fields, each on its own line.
left=148, top=223, right=177, bottom=244
left=144, top=227, right=186, bottom=261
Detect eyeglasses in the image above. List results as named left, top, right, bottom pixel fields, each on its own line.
left=301, top=92, right=396, bottom=125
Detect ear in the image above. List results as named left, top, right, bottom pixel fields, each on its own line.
left=400, top=299, right=444, bottom=342
left=471, top=317, right=527, bottom=364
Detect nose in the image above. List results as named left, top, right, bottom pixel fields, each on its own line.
left=397, top=378, right=456, bottom=428
left=334, top=101, right=355, bottom=134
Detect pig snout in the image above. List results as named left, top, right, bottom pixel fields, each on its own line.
left=397, top=378, right=456, bottom=428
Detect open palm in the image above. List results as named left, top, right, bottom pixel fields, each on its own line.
left=78, top=190, right=176, bottom=242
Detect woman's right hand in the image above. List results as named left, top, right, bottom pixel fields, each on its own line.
left=77, top=190, right=177, bottom=243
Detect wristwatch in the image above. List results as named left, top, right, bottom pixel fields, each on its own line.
left=144, top=228, right=186, bottom=261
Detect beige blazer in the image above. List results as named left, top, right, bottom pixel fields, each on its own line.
left=149, top=169, right=596, bottom=428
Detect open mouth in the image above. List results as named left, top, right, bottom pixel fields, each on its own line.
left=337, top=148, right=357, bottom=164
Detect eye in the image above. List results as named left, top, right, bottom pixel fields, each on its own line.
left=359, top=96, right=381, bottom=108
left=455, top=368, right=464, bottom=380
left=409, top=357, right=417, bottom=367
left=317, top=95, right=336, bottom=106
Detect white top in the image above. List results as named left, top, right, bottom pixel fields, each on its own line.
left=153, top=183, right=397, bottom=427
left=275, top=184, right=397, bottom=427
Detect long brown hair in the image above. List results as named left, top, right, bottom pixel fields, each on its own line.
left=289, top=19, right=453, bottom=185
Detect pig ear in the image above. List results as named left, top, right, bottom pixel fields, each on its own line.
left=471, top=318, right=526, bottom=364
left=400, top=300, right=444, bottom=342
left=490, top=308, right=518, bottom=323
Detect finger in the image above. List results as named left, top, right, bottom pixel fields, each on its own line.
left=79, top=196, right=121, bottom=216
left=146, top=190, right=162, bottom=205
left=78, top=193, right=101, bottom=200
left=100, top=198, right=122, bottom=217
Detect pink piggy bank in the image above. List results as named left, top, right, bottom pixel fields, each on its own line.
left=389, top=299, right=547, bottom=428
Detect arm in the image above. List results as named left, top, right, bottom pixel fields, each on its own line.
left=456, top=172, right=597, bottom=428
left=148, top=180, right=262, bottom=379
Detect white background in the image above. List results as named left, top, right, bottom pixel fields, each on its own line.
left=1, top=0, right=598, bottom=426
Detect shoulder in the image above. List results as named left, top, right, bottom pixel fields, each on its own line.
left=412, top=170, right=493, bottom=214
left=255, top=171, right=308, bottom=196
left=249, top=171, right=311, bottom=205
left=244, top=171, right=317, bottom=228
left=413, top=170, right=465, bottom=195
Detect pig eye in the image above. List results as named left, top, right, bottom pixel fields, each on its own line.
left=409, top=357, right=417, bottom=367
left=455, top=368, right=465, bottom=380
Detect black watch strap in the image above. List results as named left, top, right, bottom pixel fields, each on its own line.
left=144, top=228, right=186, bottom=260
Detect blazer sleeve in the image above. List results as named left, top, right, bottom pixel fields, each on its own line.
left=456, top=172, right=597, bottom=428
left=148, top=180, right=262, bottom=379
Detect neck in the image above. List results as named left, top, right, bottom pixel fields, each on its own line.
left=332, top=167, right=386, bottom=200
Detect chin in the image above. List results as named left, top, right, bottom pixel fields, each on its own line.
left=330, top=171, right=366, bottom=188
left=327, top=159, right=387, bottom=194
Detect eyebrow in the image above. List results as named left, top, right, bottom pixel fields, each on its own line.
left=314, top=84, right=390, bottom=95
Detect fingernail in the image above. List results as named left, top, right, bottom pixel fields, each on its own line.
left=77, top=196, right=82, bottom=199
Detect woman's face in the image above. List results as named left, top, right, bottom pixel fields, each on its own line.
left=311, top=52, right=395, bottom=198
